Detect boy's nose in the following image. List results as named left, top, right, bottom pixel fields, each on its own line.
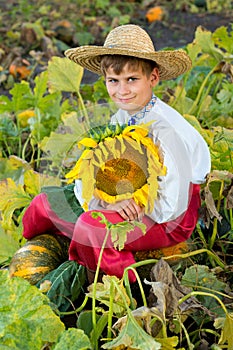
left=118, top=82, right=130, bottom=95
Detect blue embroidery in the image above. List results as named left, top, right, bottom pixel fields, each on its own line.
left=128, top=95, right=157, bottom=126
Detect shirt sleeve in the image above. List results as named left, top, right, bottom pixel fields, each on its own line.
left=147, top=120, right=193, bottom=223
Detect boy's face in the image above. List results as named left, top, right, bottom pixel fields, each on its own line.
left=105, top=63, right=159, bottom=114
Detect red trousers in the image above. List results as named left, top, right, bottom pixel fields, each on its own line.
left=23, top=184, right=200, bottom=282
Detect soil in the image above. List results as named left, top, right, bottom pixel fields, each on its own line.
left=82, top=9, right=232, bottom=83
left=0, top=4, right=232, bottom=90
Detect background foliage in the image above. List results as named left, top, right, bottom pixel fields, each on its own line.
left=0, top=0, right=233, bottom=349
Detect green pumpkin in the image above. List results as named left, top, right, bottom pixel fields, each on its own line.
left=9, top=234, right=70, bottom=285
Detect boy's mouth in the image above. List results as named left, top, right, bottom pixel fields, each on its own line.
left=117, top=97, right=135, bottom=104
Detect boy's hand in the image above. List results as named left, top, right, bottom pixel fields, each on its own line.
left=100, top=199, right=145, bottom=222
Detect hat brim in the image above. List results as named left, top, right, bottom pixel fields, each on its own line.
left=65, top=46, right=192, bottom=80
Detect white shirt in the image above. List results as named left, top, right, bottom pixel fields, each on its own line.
left=74, top=97, right=211, bottom=223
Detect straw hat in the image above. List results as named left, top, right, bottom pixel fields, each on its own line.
left=65, top=24, right=192, bottom=80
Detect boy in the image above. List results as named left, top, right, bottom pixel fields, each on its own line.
left=23, top=24, right=211, bottom=283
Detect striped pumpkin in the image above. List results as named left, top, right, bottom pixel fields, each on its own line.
left=9, top=234, right=70, bottom=285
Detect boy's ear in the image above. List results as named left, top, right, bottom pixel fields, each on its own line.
left=150, top=67, right=159, bottom=87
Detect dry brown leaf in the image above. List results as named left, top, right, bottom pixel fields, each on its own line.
left=148, top=259, right=211, bottom=316
left=204, top=186, right=222, bottom=221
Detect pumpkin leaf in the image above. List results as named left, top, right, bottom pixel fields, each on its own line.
left=182, top=264, right=226, bottom=317
left=0, top=225, right=20, bottom=265
left=212, top=26, right=233, bottom=54
left=194, top=26, right=224, bottom=62
left=48, top=56, right=83, bottom=93
left=0, top=156, right=30, bottom=182
left=40, top=111, right=87, bottom=169
left=37, top=260, right=86, bottom=312
left=217, top=313, right=233, bottom=350
left=10, top=81, right=33, bottom=113
left=24, top=169, right=61, bottom=197
left=153, top=336, right=179, bottom=349
left=54, top=328, right=92, bottom=350
left=0, top=270, right=65, bottom=349
left=77, top=310, right=108, bottom=341
left=102, top=311, right=161, bottom=349
left=0, top=178, right=32, bottom=230
left=87, top=275, right=131, bottom=316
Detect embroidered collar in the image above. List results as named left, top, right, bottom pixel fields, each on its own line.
left=127, top=94, right=157, bottom=126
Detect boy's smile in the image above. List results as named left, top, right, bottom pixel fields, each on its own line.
left=105, top=64, right=159, bottom=115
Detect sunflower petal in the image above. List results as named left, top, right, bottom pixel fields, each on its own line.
left=78, top=137, right=98, bottom=149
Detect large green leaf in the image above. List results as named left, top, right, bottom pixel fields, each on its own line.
left=194, top=26, right=224, bottom=62
left=0, top=270, right=65, bottom=349
left=54, top=328, right=92, bottom=350
left=48, top=56, right=83, bottom=93
left=77, top=310, right=108, bottom=341
left=0, top=178, right=32, bottom=230
left=182, top=265, right=227, bottom=317
left=212, top=25, right=233, bottom=55
left=215, top=313, right=233, bottom=350
left=102, top=313, right=161, bottom=349
left=40, top=111, right=87, bottom=169
left=87, top=275, right=131, bottom=316
left=33, top=71, right=48, bottom=102
left=0, top=156, right=31, bottom=182
left=37, top=260, right=86, bottom=312
left=10, top=81, right=34, bottom=113
left=24, top=169, right=61, bottom=197
left=0, top=225, right=19, bottom=265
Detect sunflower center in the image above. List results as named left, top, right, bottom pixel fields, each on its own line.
left=96, top=157, right=147, bottom=196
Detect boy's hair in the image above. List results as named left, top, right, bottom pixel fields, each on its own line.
left=100, top=55, right=159, bottom=77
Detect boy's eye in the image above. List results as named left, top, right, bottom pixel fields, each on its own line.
left=128, top=77, right=137, bottom=82
left=107, top=78, right=118, bottom=83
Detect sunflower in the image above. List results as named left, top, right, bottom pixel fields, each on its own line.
left=65, top=123, right=166, bottom=213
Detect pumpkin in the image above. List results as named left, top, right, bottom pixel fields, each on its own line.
left=9, top=234, right=70, bottom=285
left=145, top=6, right=164, bottom=23
left=134, top=241, right=189, bottom=263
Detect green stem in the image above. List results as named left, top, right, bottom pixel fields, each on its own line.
left=230, top=208, right=233, bottom=230
left=126, top=248, right=225, bottom=270
left=3, top=138, right=12, bottom=157
left=16, top=118, right=22, bottom=158
left=196, top=222, right=208, bottom=247
left=123, top=266, right=147, bottom=309
left=170, top=71, right=190, bottom=109
left=113, top=279, right=167, bottom=339
left=196, top=75, right=217, bottom=117
left=179, top=317, right=193, bottom=350
left=188, top=65, right=219, bottom=115
left=35, top=108, right=41, bottom=169
left=107, top=280, right=114, bottom=339
left=179, top=291, right=228, bottom=315
left=21, top=134, right=31, bottom=161
left=92, top=227, right=111, bottom=349
left=209, top=180, right=224, bottom=250
left=112, top=279, right=144, bottom=320
left=58, top=295, right=89, bottom=316
left=77, top=90, right=90, bottom=130
left=189, top=327, right=220, bottom=340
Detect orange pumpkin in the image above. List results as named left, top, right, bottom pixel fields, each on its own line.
left=134, top=241, right=189, bottom=263
left=146, top=6, right=164, bottom=23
